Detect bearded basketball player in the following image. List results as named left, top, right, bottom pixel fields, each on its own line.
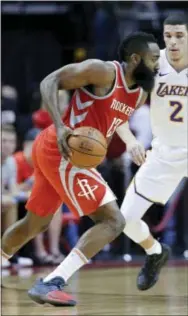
left=1, top=32, right=160, bottom=306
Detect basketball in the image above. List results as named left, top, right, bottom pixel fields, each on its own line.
left=67, top=126, right=107, bottom=169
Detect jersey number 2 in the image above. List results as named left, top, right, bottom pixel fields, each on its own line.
left=169, top=101, right=183, bottom=123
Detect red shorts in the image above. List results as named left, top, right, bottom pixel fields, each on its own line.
left=26, top=132, right=116, bottom=218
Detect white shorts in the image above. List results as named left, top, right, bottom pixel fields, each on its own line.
left=134, top=141, right=188, bottom=205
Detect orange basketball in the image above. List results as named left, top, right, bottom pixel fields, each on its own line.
left=67, top=126, right=107, bottom=169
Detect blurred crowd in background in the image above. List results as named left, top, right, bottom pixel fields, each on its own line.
left=2, top=1, right=188, bottom=268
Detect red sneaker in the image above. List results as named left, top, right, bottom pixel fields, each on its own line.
left=28, top=277, right=76, bottom=306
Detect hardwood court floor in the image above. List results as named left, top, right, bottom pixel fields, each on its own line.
left=2, top=265, right=188, bottom=315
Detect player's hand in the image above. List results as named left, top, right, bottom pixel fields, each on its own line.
left=126, top=141, right=146, bottom=166
left=57, top=125, right=73, bottom=160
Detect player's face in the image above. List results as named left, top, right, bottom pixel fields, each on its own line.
left=2, top=131, right=16, bottom=160
left=164, top=25, right=188, bottom=62
left=133, top=43, right=160, bottom=92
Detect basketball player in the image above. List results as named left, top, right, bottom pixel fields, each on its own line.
left=1, top=32, right=160, bottom=306
left=121, top=13, right=188, bottom=291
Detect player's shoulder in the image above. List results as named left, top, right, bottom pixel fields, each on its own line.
left=81, top=59, right=115, bottom=72
left=80, top=59, right=116, bottom=84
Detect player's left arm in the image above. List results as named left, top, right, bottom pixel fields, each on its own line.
left=116, top=90, right=148, bottom=165
left=136, top=90, right=148, bottom=109
left=116, top=122, right=146, bottom=166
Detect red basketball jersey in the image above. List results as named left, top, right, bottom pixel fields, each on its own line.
left=63, top=61, right=143, bottom=137
left=40, top=61, right=143, bottom=158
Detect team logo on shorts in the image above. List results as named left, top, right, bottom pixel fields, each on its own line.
left=77, top=178, right=98, bottom=200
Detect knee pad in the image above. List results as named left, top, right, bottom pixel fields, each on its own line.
left=121, top=180, right=153, bottom=221
left=124, top=220, right=150, bottom=243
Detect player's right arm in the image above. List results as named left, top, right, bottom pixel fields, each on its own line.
left=40, top=59, right=114, bottom=123
left=40, top=59, right=115, bottom=159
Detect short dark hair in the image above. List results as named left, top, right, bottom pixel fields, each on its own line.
left=164, top=13, right=188, bottom=30
left=118, top=31, right=157, bottom=62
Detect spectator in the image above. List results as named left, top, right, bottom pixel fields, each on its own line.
left=32, top=90, right=70, bottom=129
left=92, top=2, right=119, bottom=60
left=2, top=85, right=18, bottom=125
left=2, top=124, right=33, bottom=268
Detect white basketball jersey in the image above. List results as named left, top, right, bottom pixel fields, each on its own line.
left=150, top=49, right=188, bottom=147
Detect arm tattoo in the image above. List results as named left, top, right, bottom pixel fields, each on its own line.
left=40, top=68, right=64, bottom=129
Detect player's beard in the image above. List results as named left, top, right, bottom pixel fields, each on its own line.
left=133, top=59, right=157, bottom=93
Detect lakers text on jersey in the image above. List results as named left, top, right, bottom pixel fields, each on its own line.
left=151, top=49, right=188, bottom=148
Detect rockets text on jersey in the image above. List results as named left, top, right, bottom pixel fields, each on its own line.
left=63, top=61, right=143, bottom=139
